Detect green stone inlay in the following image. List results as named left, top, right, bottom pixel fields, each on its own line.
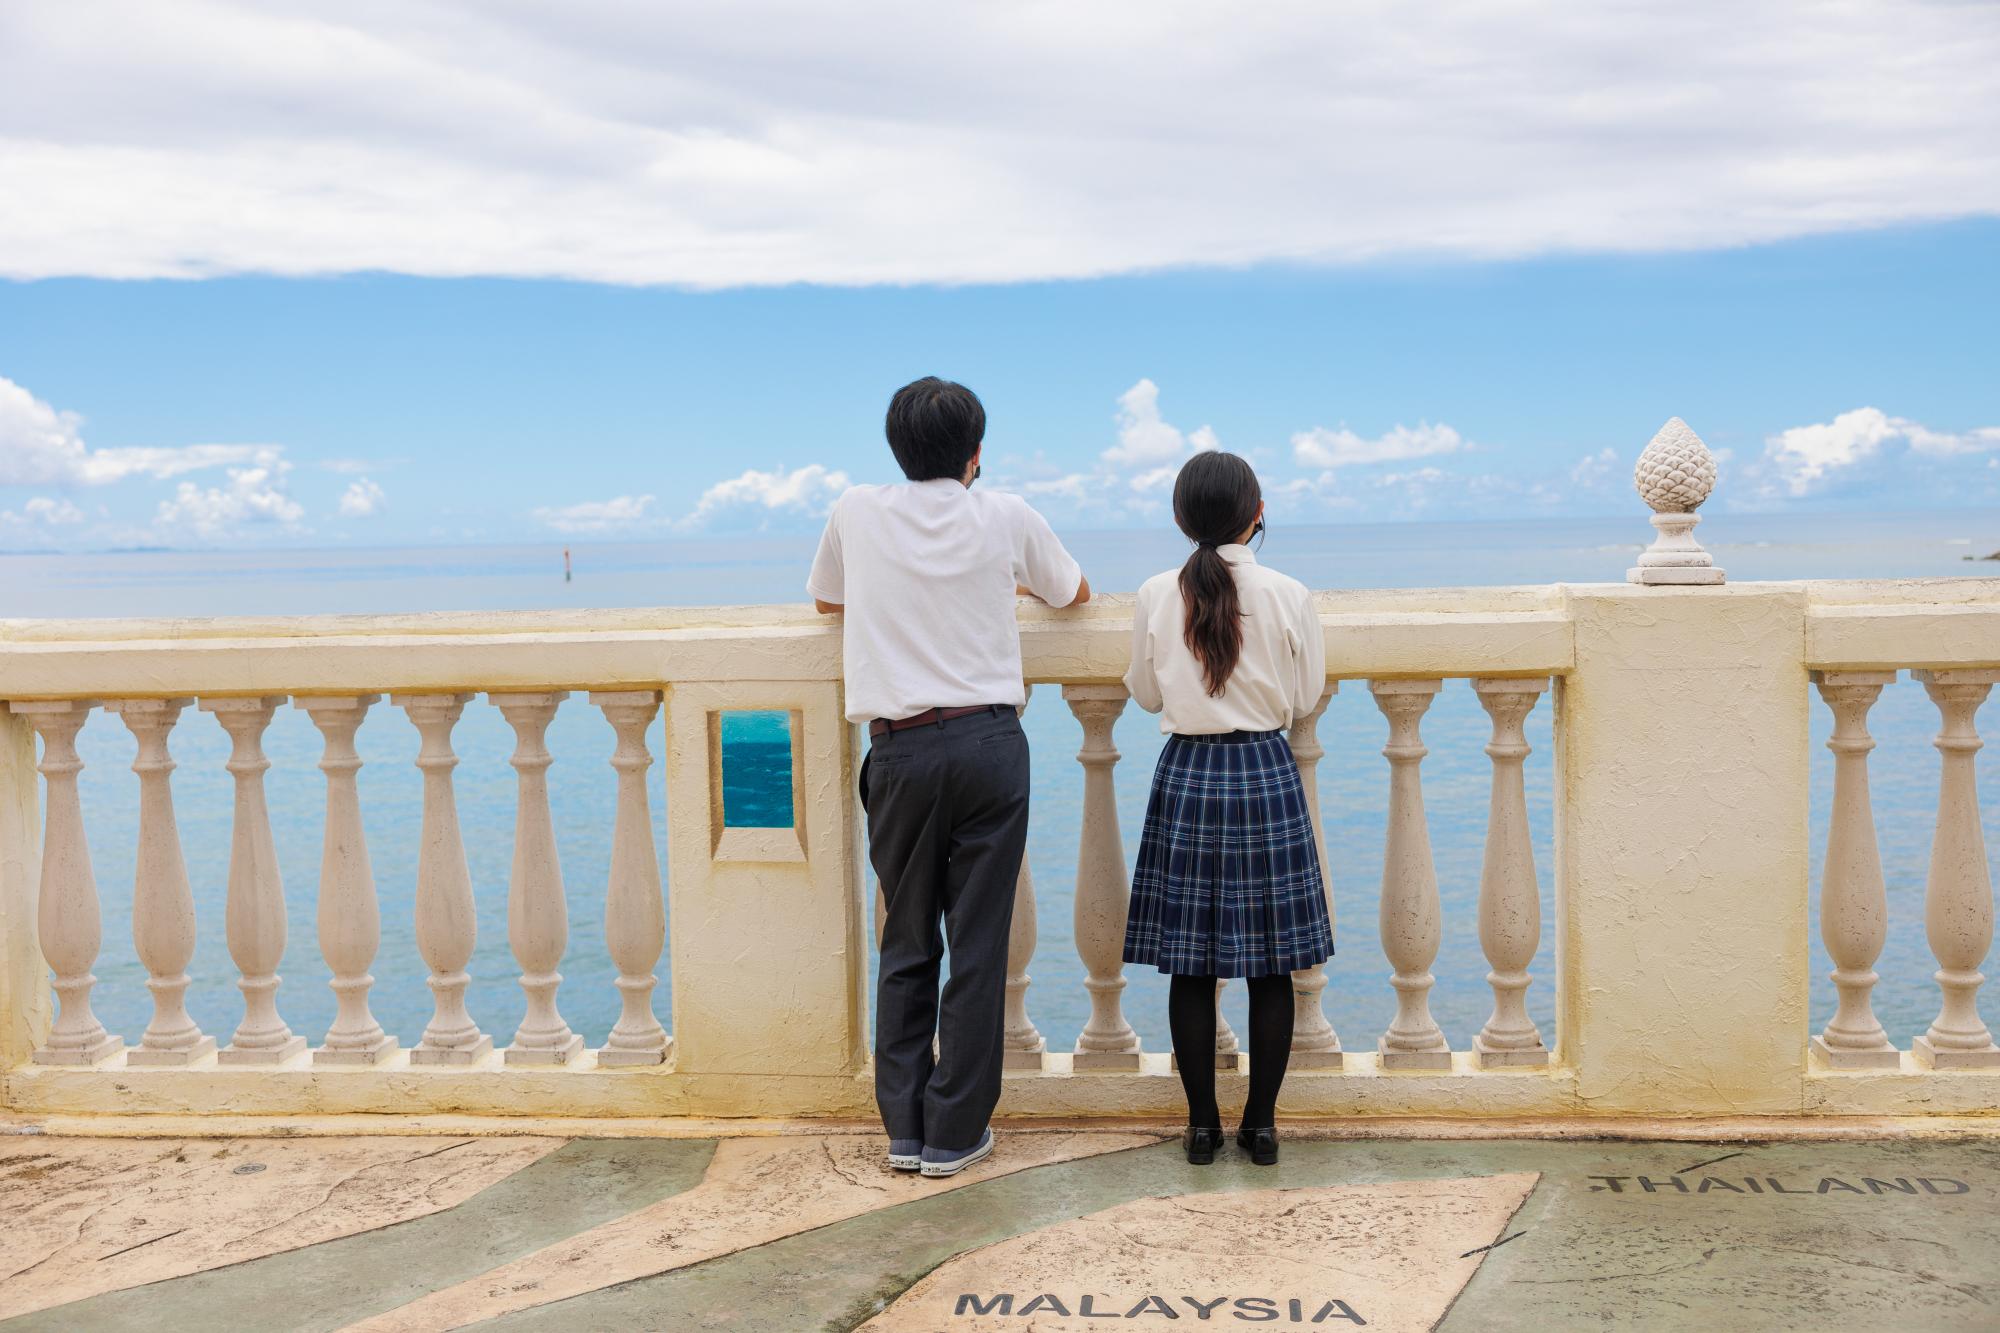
left=464, top=1138, right=2000, bottom=1332
left=2, top=1138, right=718, bottom=1333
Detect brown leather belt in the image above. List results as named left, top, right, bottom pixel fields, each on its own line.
left=869, top=704, right=1005, bottom=739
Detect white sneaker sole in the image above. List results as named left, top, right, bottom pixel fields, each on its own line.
left=919, top=1136, right=994, bottom=1178
left=887, top=1154, right=922, bottom=1172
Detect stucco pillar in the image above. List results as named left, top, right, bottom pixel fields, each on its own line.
left=666, top=680, right=867, bottom=1108
left=0, top=706, right=52, bottom=1066
left=1558, top=584, right=1810, bottom=1114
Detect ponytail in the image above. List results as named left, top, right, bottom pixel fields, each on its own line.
left=1169, top=451, right=1262, bottom=698
left=1178, top=543, right=1243, bottom=697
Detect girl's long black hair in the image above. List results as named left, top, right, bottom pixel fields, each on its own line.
left=1171, top=451, right=1263, bottom=697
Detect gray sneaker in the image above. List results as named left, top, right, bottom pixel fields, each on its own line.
left=919, top=1129, right=994, bottom=1178
left=887, top=1138, right=923, bottom=1172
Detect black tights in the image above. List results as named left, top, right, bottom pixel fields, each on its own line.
left=1168, top=973, right=1293, bottom=1131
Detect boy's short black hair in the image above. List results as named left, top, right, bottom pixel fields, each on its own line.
left=885, top=377, right=985, bottom=481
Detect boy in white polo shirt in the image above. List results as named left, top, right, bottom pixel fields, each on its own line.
left=809, top=377, right=1089, bottom=1177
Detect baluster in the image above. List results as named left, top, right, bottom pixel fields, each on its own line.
left=1912, top=670, right=2000, bottom=1069
left=108, top=698, right=214, bottom=1065
left=11, top=701, right=122, bottom=1065
left=299, top=696, right=396, bottom=1065
left=1287, top=684, right=1342, bottom=1068
left=1370, top=679, right=1450, bottom=1070
left=592, top=690, right=671, bottom=1066
left=203, top=697, right=306, bottom=1063
left=1003, top=694, right=1046, bottom=1070
left=1167, top=977, right=1240, bottom=1072
left=1471, top=678, right=1550, bottom=1068
left=1064, top=684, right=1141, bottom=1070
left=395, top=692, right=491, bottom=1065
left=493, top=691, right=584, bottom=1065
left=1213, top=980, right=1241, bottom=1069
left=1807, top=672, right=1900, bottom=1068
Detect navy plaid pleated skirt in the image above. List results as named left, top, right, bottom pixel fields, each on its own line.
left=1122, top=729, right=1334, bottom=979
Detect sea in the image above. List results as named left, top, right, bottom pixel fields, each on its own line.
left=5, top=507, right=1998, bottom=1058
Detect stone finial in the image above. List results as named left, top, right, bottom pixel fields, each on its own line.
left=1633, top=416, right=1716, bottom=513
left=1628, top=417, right=1725, bottom=585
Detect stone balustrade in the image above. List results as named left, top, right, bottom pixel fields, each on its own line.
left=1, top=579, right=1998, bottom=1123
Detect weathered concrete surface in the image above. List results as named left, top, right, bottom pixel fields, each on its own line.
left=0, top=1134, right=559, bottom=1318
left=5, top=1130, right=1999, bottom=1331
left=490, top=1136, right=1998, bottom=1331
left=863, top=1174, right=1539, bottom=1330
left=0, top=1138, right=715, bottom=1333
left=351, top=1130, right=1160, bottom=1331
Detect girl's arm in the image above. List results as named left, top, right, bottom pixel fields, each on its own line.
left=1291, top=586, right=1328, bottom=719
left=1123, top=589, right=1165, bottom=714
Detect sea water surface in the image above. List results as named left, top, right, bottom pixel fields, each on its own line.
left=6, top=508, right=1999, bottom=1057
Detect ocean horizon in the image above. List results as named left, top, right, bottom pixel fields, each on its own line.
left=7, top=507, right=1998, bottom=1058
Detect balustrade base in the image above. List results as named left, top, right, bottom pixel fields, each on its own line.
left=219, top=1035, right=307, bottom=1066
left=33, top=1035, right=124, bottom=1066
left=1170, top=1052, right=1243, bottom=1072
left=411, top=1035, right=494, bottom=1066
left=1290, top=1048, right=1345, bottom=1070
left=506, top=1034, right=587, bottom=1067
left=316, top=1035, right=400, bottom=1067
left=1473, top=1036, right=1549, bottom=1070
left=598, top=1038, right=674, bottom=1068
left=1003, top=1046, right=1048, bottom=1071
left=1627, top=565, right=1725, bottom=586
left=1378, top=1041, right=1453, bottom=1072
left=127, top=1036, right=216, bottom=1067
left=1912, top=1037, right=2000, bottom=1070
left=1808, top=1036, right=1901, bottom=1070
left=1072, top=1049, right=1143, bottom=1072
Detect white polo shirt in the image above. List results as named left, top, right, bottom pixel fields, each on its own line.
left=808, top=479, right=1083, bottom=723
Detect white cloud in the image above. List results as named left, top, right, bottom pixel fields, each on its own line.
left=5, top=5, right=1995, bottom=286
left=1761, top=407, right=2000, bottom=496
left=681, top=463, right=849, bottom=529
left=0, top=374, right=276, bottom=485
left=1105, top=380, right=1213, bottom=466
left=23, top=496, right=84, bottom=524
left=1292, top=422, right=1465, bottom=470
left=1010, top=380, right=1218, bottom=509
left=1570, top=448, right=1621, bottom=489
left=533, top=493, right=655, bottom=534
left=154, top=463, right=305, bottom=539
left=0, top=495, right=86, bottom=529
left=1377, top=467, right=1448, bottom=489
left=337, top=477, right=385, bottom=517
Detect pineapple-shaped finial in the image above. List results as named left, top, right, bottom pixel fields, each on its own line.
left=1628, top=417, right=1724, bottom=585
left=1633, top=417, right=1717, bottom=514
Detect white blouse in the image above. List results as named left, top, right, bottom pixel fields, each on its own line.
left=1124, top=545, right=1328, bottom=735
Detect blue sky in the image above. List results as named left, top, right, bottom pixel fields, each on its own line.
left=1, top=3, right=1996, bottom=549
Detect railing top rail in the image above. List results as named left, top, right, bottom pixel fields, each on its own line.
left=4, top=577, right=1995, bottom=698
left=1803, top=577, right=2000, bottom=671
left=0, top=587, right=1577, bottom=700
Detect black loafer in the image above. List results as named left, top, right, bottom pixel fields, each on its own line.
left=1183, top=1126, right=1225, bottom=1165
left=1236, top=1126, right=1279, bottom=1166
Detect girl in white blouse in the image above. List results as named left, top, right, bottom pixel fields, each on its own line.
left=1122, top=451, right=1332, bottom=1166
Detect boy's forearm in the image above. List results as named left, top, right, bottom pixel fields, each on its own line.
left=1016, top=572, right=1091, bottom=608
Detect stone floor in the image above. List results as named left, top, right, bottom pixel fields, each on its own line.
left=2, top=1126, right=1997, bottom=1330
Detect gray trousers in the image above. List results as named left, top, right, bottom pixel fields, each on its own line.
left=861, top=706, right=1029, bottom=1150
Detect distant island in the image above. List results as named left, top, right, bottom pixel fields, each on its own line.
left=1964, top=550, right=2000, bottom=561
